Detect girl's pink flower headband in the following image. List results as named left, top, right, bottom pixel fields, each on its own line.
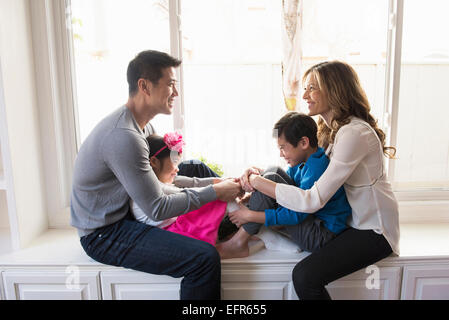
left=152, top=132, right=185, bottom=158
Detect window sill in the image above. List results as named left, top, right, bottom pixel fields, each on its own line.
left=398, top=200, right=449, bottom=224
left=1, top=224, right=449, bottom=267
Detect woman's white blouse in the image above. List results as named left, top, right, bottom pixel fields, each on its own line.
left=275, top=117, right=400, bottom=255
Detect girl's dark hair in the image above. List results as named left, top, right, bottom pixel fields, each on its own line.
left=127, top=50, right=182, bottom=96
left=273, top=112, right=318, bottom=148
left=146, top=134, right=171, bottom=160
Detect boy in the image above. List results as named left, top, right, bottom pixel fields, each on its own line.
left=217, top=112, right=351, bottom=259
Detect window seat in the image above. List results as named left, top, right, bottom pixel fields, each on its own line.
left=1, top=223, right=449, bottom=265
left=1, top=223, right=449, bottom=300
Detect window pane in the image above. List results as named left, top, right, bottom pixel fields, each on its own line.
left=70, top=0, right=173, bottom=145
left=394, top=0, right=449, bottom=190
left=181, top=0, right=284, bottom=177
left=300, top=0, right=389, bottom=126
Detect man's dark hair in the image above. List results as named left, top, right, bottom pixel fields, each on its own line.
left=273, top=112, right=318, bottom=148
left=127, top=50, right=182, bottom=96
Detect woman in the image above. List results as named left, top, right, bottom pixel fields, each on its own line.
left=239, top=61, right=399, bottom=300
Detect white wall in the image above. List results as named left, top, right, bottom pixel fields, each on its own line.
left=0, top=191, right=9, bottom=228
left=0, top=0, right=48, bottom=248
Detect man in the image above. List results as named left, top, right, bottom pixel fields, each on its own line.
left=71, top=50, right=242, bottom=300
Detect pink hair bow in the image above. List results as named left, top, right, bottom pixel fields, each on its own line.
left=164, top=132, right=185, bottom=154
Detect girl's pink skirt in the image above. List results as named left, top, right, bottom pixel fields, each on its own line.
left=163, top=200, right=227, bottom=245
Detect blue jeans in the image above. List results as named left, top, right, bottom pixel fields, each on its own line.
left=80, top=159, right=223, bottom=299
left=80, top=211, right=221, bottom=300
left=178, top=159, right=220, bottom=178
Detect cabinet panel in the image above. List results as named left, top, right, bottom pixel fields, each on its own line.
left=2, top=270, right=100, bottom=300
left=221, top=268, right=293, bottom=300
left=402, top=265, right=449, bottom=300
left=288, top=266, right=402, bottom=300
left=101, top=270, right=181, bottom=300
left=327, top=266, right=402, bottom=300
left=221, top=281, right=290, bottom=300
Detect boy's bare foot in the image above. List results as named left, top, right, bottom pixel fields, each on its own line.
left=216, top=228, right=251, bottom=259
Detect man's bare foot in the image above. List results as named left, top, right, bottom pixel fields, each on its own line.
left=216, top=228, right=251, bottom=259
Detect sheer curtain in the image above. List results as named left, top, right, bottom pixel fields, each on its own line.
left=282, top=0, right=302, bottom=111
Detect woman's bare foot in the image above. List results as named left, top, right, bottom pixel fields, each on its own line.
left=216, top=228, right=251, bottom=259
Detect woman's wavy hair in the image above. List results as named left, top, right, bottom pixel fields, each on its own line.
left=303, top=61, right=396, bottom=158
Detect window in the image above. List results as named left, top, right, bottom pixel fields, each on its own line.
left=300, top=0, right=449, bottom=200
left=68, top=0, right=448, bottom=193
left=33, top=0, right=448, bottom=226
left=394, top=0, right=449, bottom=192
left=68, top=0, right=286, bottom=177
left=180, top=0, right=284, bottom=177
left=70, top=0, right=174, bottom=145
left=300, top=0, right=389, bottom=125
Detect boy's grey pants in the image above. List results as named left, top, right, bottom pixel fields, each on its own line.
left=242, top=166, right=336, bottom=253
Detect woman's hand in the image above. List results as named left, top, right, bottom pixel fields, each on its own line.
left=248, top=173, right=260, bottom=188
left=240, top=167, right=263, bottom=192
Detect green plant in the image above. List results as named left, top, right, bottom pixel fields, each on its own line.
left=195, top=154, right=224, bottom=177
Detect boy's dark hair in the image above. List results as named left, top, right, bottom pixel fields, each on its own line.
left=273, top=112, right=318, bottom=148
left=146, top=134, right=171, bottom=160
left=127, top=50, right=182, bottom=96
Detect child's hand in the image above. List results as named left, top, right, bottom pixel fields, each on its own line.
left=237, top=193, right=251, bottom=205
left=228, top=204, right=251, bottom=227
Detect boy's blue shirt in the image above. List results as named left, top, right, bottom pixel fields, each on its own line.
left=264, top=147, right=351, bottom=235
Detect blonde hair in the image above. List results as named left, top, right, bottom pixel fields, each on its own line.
left=303, top=61, right=396, bottom=158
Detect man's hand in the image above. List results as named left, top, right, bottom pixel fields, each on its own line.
left=213, top=179, right=244, bottom=202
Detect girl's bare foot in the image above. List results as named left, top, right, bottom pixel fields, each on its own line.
left=216, top=228, right=251, bottom=259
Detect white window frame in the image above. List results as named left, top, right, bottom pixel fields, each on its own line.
left=383, top=0, right=449, bottom=221
left=31, top=0, right=448, bottom=227
left=168, top=0, right=186, bottom=138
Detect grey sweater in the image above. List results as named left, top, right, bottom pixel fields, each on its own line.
left=70, top=105, right=217, bottom=237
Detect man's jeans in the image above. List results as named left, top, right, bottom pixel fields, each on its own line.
left=80, top=160, right=222, bottom=300
left=80, top=215, right=221, bottom=299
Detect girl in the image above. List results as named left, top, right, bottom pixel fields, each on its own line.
left=131, top=132, right=238, bottom=245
